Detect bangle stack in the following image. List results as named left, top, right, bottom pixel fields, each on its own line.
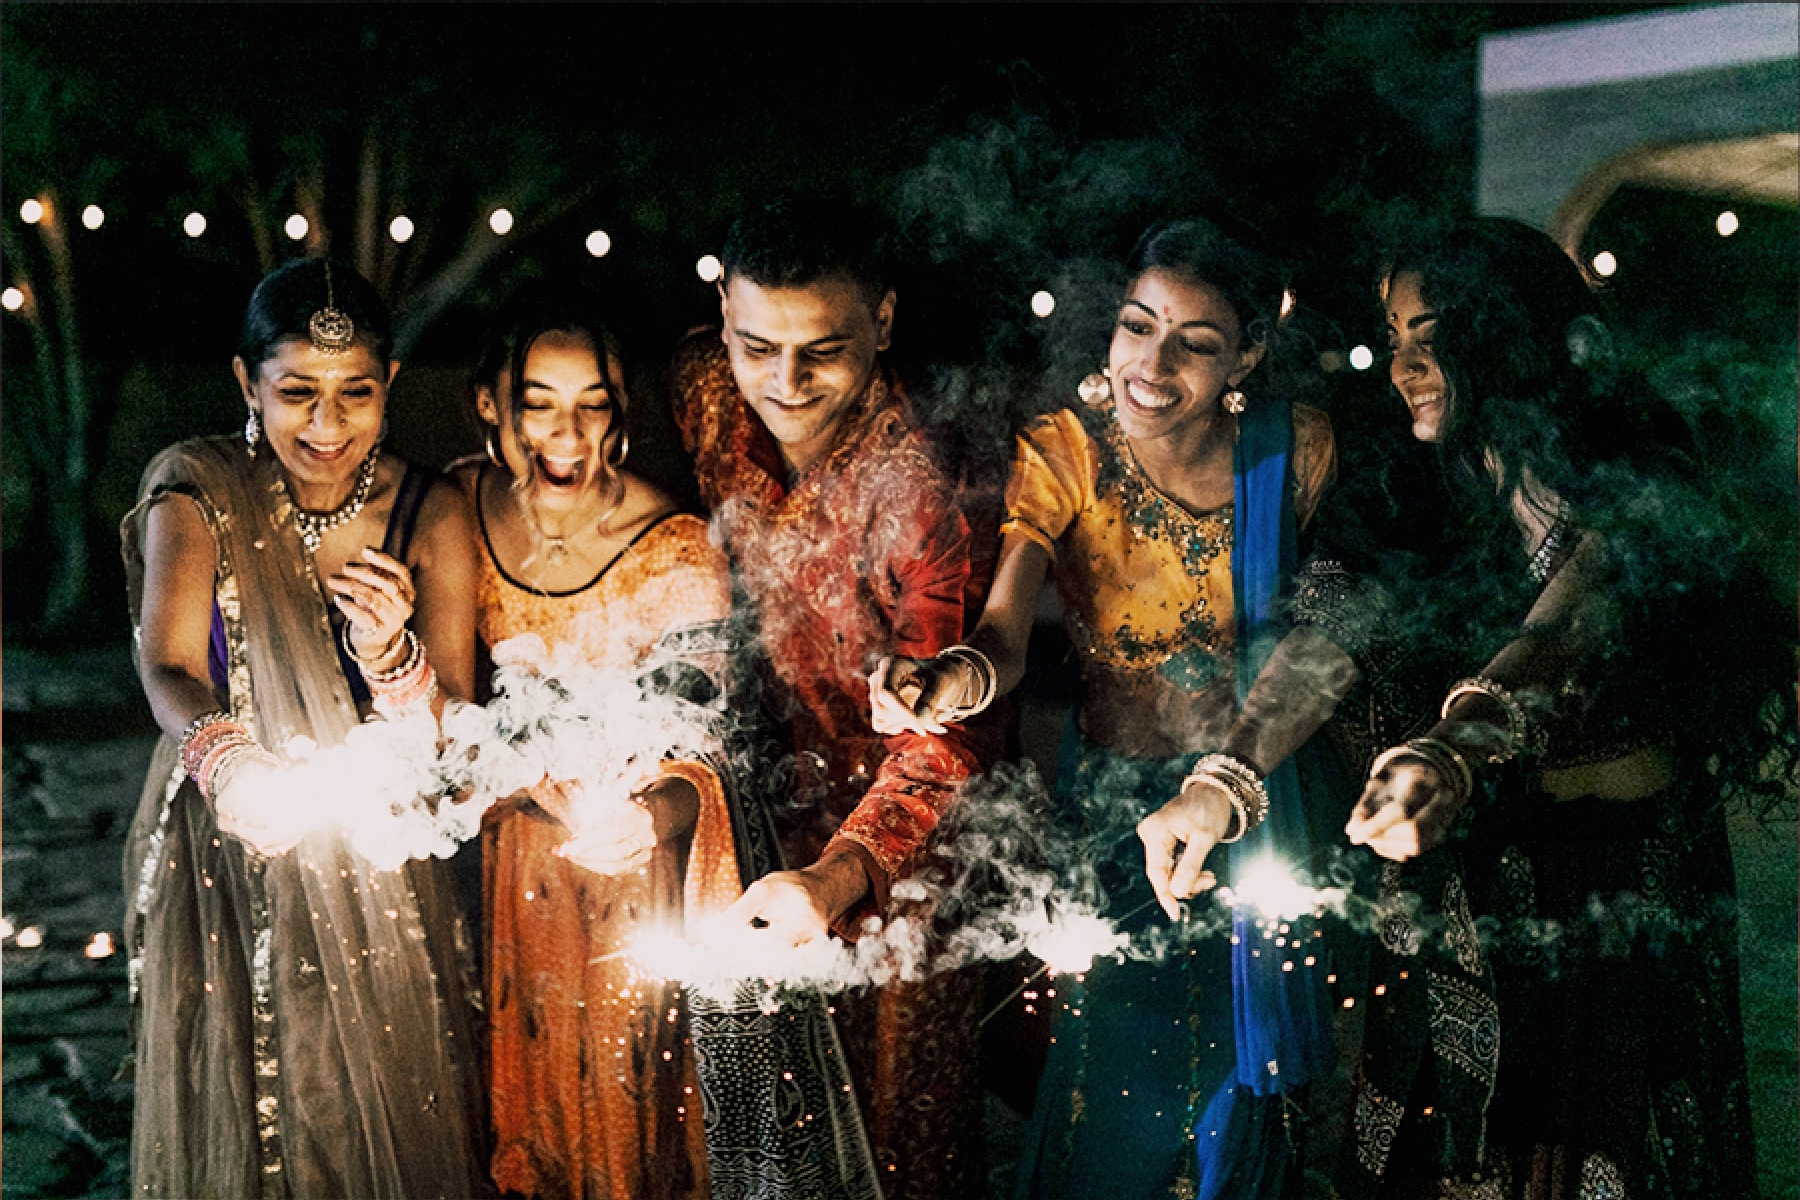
left=179, top=710, right=261, bottom=802
left=1368, top=737, right=1474, bottom=807
left=1440, top=675, right=1546, bottom=763
left=349, top=628, right=436, bottom=712
left=937, top=644, right=998, bottom=721
left=1183, top=753, right=1270, bottom=844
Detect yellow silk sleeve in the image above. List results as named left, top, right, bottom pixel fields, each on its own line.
left=1000, top=408, right=1096, bottom=559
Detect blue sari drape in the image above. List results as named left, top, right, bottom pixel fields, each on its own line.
left=1194, top=396, right=1338, bottom=1199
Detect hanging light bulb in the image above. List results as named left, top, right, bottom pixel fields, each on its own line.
left=488, top=208, right=514, bottom=236
left=1591, top=251, right=1617, bottom=278
left=586, top=229, right=612, bottom=257
left=695, top=254, right=722, bottom=282
left=183, top=212, right=207, bottom=238
left=1030, top=290, right=1056, bottom=318
left=389, top=215, right=415, bottom=244
left=2, top=288, right=24, bottom=312
left=1348, top=345, right=1374, bottom=372
left=81, top=205, right=105, bottom=230
left=284, top=213, right=309, bottom=241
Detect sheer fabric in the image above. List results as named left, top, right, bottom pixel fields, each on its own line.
left=121, top=436, right=485, bottom=1199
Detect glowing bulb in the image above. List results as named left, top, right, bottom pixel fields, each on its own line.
left=284, top=213, right=309, bottom=241
left=19, top=198, right=44, bottom=224
left=1591, top=250, right=1617, bottom=278
left=1030, top=290, right=1056, bottom=318
left=488, top=207, right=514, bottom=235
left=1348, top=345, right=1374, bottom=371
left=81, top=205, right=104, bottom=230
left=389, top=215, right=415, bottom=244
left=586, top=229, right=612, bottom=257
left=2, top=288, right=23, bottom=312
left=0, top=916, right=13, bottom=938
left=183, top=211, right=207, bottom=238
left=84, top=931, right=115, bottom=960
left=1715, top=210, right=1738, bottom=237
left=695, top=254, right=722, bottom=282
left=15, top=925, right=44, bottom=949
left=1280, top=289, right=1296, bottom=320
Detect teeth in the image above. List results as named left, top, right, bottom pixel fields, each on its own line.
left=1127, top=380, right=1178, bottom=410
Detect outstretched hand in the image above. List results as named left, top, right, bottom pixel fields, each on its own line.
left=1345, top=754, right=1465, bottom=861
left=1137, top=777, right=1236, bottom=921
left=721, top=870, right=835, bottom=950
left=868, top=654, right=971, bottom=736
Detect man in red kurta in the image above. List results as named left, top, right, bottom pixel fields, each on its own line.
left=670, top=197, right=992, bottom=1199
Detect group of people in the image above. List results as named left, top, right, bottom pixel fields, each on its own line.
left=120, top=197, right=1785, bottom=1200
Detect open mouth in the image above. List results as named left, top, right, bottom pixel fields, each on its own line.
left=1406, top=392, right=1444, bottom=419
left=1123, top=378, right=1180, bottom=413
left=535, top=453, right=589, bottom=489
left=299, top=440, right=353, bottom=463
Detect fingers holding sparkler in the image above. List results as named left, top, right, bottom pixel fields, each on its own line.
left=1137, top=777, right=1233, bottom=921
left=1345, top=754, right=1463, bottom=861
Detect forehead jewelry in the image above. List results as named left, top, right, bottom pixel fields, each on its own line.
left=308, top=261, right=356, bottom=355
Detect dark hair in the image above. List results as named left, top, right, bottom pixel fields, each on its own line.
left=1129, top=219, right=1285, bottom=352
left=1379, top=218, right=1712, bottom=518
left=721, top=196, right=890, bottom=308
left=470, top=282, right=629, bottom=500
left=236, top=256, right=393, bottom=369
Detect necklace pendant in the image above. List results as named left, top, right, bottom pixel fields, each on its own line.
left=544, top=538, right=569, bottom=566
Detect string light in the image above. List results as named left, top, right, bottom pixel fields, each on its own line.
left=19, top=198, right=44, bottom=225
left=84, top=931, right=116, bottom=960
left=1348, top=345, right=1374, bottom=371
left=695, top=254, right=722, bottom=283
left=2, top=288, right=23, bottom=312
left=81, top=205, right=104, bottom=230
left=1280, top=289, right=1296, bottom=320
left=1030, top=290, right=1056, bottom=318
left=488, top=207, right=514, bottom=235
left=183, top=212, right=207, bottom=238
left=389, top=215, right=415, bottom=244
left=1716, top=210, right=1739, bottom=237
left=284, top=213, right=309, bottom=241
left=586, top=229, right=612, bottom=258
left=15, top=925, right=44, bottom=949
left=1591, top=250, right=1617, bottom=278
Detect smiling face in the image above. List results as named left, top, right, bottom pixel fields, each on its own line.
left=1385, top=270, right=1451, bottom=443
left=477, top=330, right=620, bottom=518
left=720, top=273, right=895, bottom=476
left=235, top=340, right=393, bottom=504
left=1107, top=268, right=1264, bottom=445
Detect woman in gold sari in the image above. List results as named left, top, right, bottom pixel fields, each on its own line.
left=121, top=257, right=486, bottom=1198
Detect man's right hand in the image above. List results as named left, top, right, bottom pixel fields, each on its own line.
left=868, top=653, right=973, bottom=735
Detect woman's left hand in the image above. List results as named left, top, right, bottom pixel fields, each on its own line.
left=557, top=794, right=658, bottom=876
left=1344, top=755, right=1466, bottom=861
left=326, top=548, right=416, bottom=666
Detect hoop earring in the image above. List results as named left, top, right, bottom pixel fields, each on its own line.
left=1222, top=389, right=1247, bottom=416
left=1077, top=364, right=1112, bottom=408
left=483, top=425, right=504, bottom=469
left=609, top=431, right=630, bottom=469
left=244, top=409, right=261, bottom=457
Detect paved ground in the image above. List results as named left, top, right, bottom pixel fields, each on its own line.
left=3, top=647, right=1793, bottom=1199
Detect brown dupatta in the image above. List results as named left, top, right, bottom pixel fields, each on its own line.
left=121, top=436, right=484, bottom=1199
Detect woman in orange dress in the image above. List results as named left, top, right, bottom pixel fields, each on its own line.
left=451, top=285, right=740, bottom=1200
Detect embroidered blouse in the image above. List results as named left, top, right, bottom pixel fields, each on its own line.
left=1003, top=403, right=1335, bottom=756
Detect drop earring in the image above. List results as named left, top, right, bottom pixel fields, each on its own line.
left=245, top=409, right=261, bottom=457
left=483, top=425, right=504, bottom=469
left=1077, top=364, right=1112, bottom=408
left=1222, top=389, right=1247, bottom=415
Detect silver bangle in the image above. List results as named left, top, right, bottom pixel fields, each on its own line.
left=1441, top=675, right=1543, bottom=763
left=346, top=626, right=422, bottom=684
left=1367, top=738, right=1474, bottom=809
left=1184, top=753, right=1269, bottom=842
left=937, top=644, right=997, bottom=720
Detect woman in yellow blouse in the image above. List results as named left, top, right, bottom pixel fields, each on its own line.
left=871, top=220, right=1346, bottom=1199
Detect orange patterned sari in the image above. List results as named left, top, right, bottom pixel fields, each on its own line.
left=475, top=506, right=740, bottom=1200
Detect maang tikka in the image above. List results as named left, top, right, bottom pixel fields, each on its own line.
left=308, top=261, right=355, bottom=355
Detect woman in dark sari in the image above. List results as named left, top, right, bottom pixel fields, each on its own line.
left=1341, top=217, right=1781, bottom=1198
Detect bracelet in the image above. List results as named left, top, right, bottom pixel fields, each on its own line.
left=1184, top=753, right=1269, bottom=843
left=178, top=710, right=237, bottom=775
left=1440, top=675, right=1545, bottom=763
left=937, top=644, right=998, bottom=721
left=364, top=631, right=436, bottom=713
left=342, top=623, right=415, bottom=680
left=1368, top=737, right=1474, bottom=809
